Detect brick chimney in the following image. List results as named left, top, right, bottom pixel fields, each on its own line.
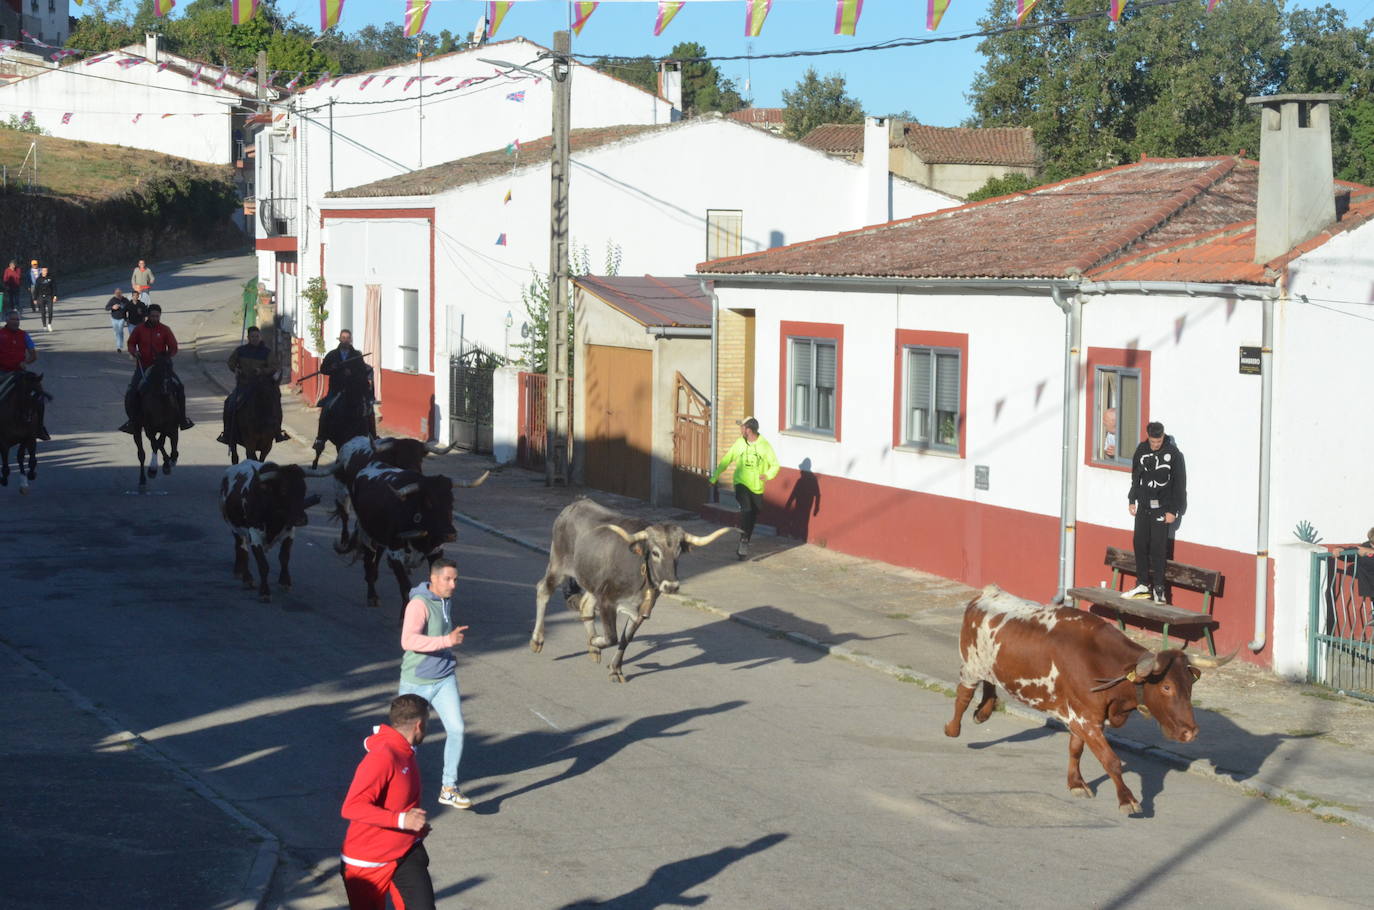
left=864, top=116, right=891, bottom=225
left=1246, top=93, right=1343, bottom=264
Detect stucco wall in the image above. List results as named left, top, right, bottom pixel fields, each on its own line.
left=888, top=147, right=1037, bottom=199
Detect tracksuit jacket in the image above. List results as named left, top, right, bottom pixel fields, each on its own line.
left=340, top=724, right=424, bottom=867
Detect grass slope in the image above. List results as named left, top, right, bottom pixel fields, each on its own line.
left=0, top=128, right=234, bottom=200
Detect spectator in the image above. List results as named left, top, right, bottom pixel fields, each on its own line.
left=105, top=288, right=130, bottom=352
left=1125, top=421, right=1187, bottom=604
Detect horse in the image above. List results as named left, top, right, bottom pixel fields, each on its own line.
left=0, top=370, right=46, bottom=494
left=127, top=356, right=181, bottom=487
left=310, top=364, right=375, bottom=469
left=225, top=372, right=282, bottom=465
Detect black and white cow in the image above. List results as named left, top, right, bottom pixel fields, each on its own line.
left=219, top=461, right=319, bottom=602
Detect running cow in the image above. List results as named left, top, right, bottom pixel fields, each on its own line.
left=219, top=461, right=320, bottom=602
left=944, top=585, right=1234, bottom=814
left=344, top=464, right=458, bottom=616
left=531, top=499, right=736, bottom=683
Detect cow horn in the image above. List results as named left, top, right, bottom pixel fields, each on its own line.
left=258, top=469, right=278, bottom=482
left=302, top=460, right=339, bottom=478
left=683, top=526, right=738, bottom=547
left=424, top=440, right=456, bottom=455
left=600, top=523, right=650, bottom=543
left=375, top=438, right=396, bottom=451
left=398, top=529, right=428, bottom=539
left=1188, top=647, right=1240, bottom=670
left=455, top=470, right=489, bottom=488
left=390, top=482, right=421, bottom=498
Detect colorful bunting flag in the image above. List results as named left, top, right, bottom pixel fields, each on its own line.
left=0, top=40, right=17, bottom=51
left=61, top=112, right=72, bottom=125
left=504, top=138, right=521, bottom=155
left=506, top=90, right=525, bottom=101
left=503, top=189, right=512, bottom=204
left=239, top=68, right=255, bottom=83
left=745, top=0, right=772, bottom=37
left=572, top=2, right=598, bottom=35
left=321, top=0, right=345, bottom=31
left=1016, top=0, right=1040, bottom=24
left=384, top=76, right=398, bottom=87
left=405, top=76, right=421, bottom=90
left=191, top=63, right=204, bottom=82
left=157, top=61, right=170, bottom=72
left=85, top=53, right=111, bottom=65
left=488, top=1, right=513, bottom=37
left=49, top=49, right=80, bottom=61
left=132, top=113, right=142, bottom=124
left=313, top=71, right=332, bottom=89
left=360, top=75, right=376, bottom=90
left=1206, top=0, right=1221, bottom=10
left=404, top=0, right=432, bottom=37
left=154, top=0, right=175, bottom=17
left=332, top=76, right=346, bottom=87
left=495, top=233, right=507, bottom=246
left=834, top=0, right=862, bottom=35
left=231, top=0, right=259, bottom=25
left=22, top=31, right=50, bottom=48
left=1108, top=0, right=1125, bottom=20
left=162, top=113, right=175, bottom=119
left=286, top=73, right=303, bottom=90
left=654, top=1, right=684, bottom=36
left=215, top=66, right=229, bottom=89
left=926, top=0, right=949, bottom=31
left=434, top=76, right=453, bottom=86
left=117, top=57, right=145, bottom=70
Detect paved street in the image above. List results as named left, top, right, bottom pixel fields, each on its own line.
left=3, top=254, right=1372, bottom=910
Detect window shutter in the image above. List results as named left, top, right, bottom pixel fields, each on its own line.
left=935, top=351, right=960, bottom=412
left=791, top=339, right=812, bottom=385
left=815, top=342, right=837, bottom=391
left=908, top=348, right=931, bottom=410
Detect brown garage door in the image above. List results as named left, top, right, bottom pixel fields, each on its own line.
left=585, top=344, right=652, bottom=500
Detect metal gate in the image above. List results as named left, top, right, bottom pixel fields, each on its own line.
left=671, top=372, right=712, bottom=510
left=1308, top=548, right=1374, bottom=701
left=448, top=345, right=500, bottom=453
left=517, top=371, right=573, bottom=470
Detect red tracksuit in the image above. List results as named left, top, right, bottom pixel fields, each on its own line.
left=339, top=724, right=425, bottom=909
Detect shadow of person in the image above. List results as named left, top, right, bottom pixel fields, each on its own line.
left=559, top=833, right=789, bottom=909
left=780, top=457, right=821, bottom=540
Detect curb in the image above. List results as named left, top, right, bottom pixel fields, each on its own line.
left=451, top=511, right=1374, bottom=834
left=2, top=641, right=280, bottom=910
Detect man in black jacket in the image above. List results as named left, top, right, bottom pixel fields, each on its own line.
left=34, top=267, right=56, bottom=332
left=1125, top=421, right=1187, bottom=605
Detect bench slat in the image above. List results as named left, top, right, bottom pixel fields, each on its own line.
left=1068, top=587, right=1219, bottom=627
left=1104, top=545, right=1223, bottom=594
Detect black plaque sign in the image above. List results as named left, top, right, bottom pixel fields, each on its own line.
left=1239, top=346, right=1262, bottom=375
left=974, top=465, right=989, bottom=491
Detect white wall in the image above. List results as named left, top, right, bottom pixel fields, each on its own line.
left=492, top=365, right=521, bottom=464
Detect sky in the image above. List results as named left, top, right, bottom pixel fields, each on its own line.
left=87, top=0, right=1374, bottom=127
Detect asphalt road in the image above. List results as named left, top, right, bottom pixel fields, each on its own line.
left=4, top=257, right=1372, bottom=910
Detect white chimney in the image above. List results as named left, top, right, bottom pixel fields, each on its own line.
left=864, top=116, right=891, bottom=225
left=145, top=32, right=159, bottom=64
left=1246, top=93, right=1342, bottom=264
left=658, top=61, right=683, bottom=120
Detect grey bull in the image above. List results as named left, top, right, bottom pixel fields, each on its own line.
left=531, top=499, right=735, bottom=682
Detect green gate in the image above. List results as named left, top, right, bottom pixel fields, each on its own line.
left=1308, top=549, right=1374, bottom=701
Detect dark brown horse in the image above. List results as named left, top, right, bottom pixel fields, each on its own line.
left=224, top=373, right=282, bottom=465
left=127, top=356, right=181, bottom=487
left=0, top=370, right=46, bottom=494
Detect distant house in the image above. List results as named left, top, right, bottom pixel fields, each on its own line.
left=802, top=119, right=1040, bottom=198
left=0, top=0, right=69, bottom=48
left=726, top=107, right=785, bottom=134
left=700, top=95, right=1374, bottom=675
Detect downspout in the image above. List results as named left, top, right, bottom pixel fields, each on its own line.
left=700, top=277, right=719, bottom=505
left=1251, top=293, right=1275, bottom=652
left=1052, top=285, right=1082, bottom=604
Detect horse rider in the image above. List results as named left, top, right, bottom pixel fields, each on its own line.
left=217, top=325, right=290, bottom=446
left=120, top=303, right=195, bottom=433
left=0, top=308, right=50, bottom=440
left=311, top=329, right=375, bottom=458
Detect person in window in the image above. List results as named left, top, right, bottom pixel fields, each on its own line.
left=708, top=416, right=780, bottom=561
left=1125, top=421, right=1186, bottom=604
left=1102, top=407, right=1118, bottom=459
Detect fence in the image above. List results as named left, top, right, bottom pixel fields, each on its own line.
left=1308, top=548, right=1374, bottom=701
left=448, top=344, right=501, bottom=453
left=517, top=371, right=573, bottom=470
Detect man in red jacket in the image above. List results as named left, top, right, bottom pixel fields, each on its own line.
left=120, top=303, right=194, bottom=433
left=340, top=694, right=437, bottom=910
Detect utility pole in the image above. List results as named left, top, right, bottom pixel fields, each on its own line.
left=545, top=30, right=572, bottom=485
left=255, top=49, right=267, bottom=112
left=329, top=99, right=335, bottom=192
left=417, top=37, right=425, bottom=169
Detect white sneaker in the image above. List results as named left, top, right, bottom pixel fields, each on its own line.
left=438, top=785, right=472, bottom=809
left=1124, top=584, right=1151, bottom=599
left=1152, top=587, right=1168, bottom=605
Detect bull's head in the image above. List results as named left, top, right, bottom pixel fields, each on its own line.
left=600, top=523, right=735, bottom=595
left=394, top=474, right=457, bottom=546
left=1094, top=648, right=1236, bottom=743
left=258, top=464, right=318, bottom=527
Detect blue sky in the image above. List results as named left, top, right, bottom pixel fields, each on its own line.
left=104, top=0, right=1374, bottom=126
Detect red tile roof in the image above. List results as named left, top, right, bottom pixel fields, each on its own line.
left=699, top=157, right=1282, bottom=280
left=800, top=124, right=864, bottom=154
left=726, top=107, right=784, bottom=125
left=902, top=125, right=1039, bottom=167
left=574, top=275, right=711, bottom=327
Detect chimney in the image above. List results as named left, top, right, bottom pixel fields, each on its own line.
left=1246, top=93, right=1343, bottom=264
left=145, top=32, right=159, bottom=64
left=658, top=61, right=683, bottom=120
left=864, top=116, right=891, bottom=225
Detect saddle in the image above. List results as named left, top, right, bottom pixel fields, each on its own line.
left=0, top=370, right=44, bottom=423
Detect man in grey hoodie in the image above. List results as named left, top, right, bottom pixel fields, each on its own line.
left=398, top=557, right=471, bottom=809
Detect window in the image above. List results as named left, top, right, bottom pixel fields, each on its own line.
left=48, top=0, right=55, bottom=11
left=1084, top=347, right=1151, bottom=469
left=903, top=346, right=962, bottom=451
left=400, top=288, right=419, bottom=373
left=706, top=209, right=742, bottom=261
left=780, top=321, right=842, bottom=440
left=337, top=284, right=354, bottom=334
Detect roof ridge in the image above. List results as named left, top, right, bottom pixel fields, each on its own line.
left=1073, top=157, right=1238, bottom=273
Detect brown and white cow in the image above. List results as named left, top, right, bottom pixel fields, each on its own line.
left=219, top=461, right=320, bottom=602
left=944, top=584, right=1233, bottom=814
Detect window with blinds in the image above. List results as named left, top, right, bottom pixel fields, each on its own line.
left=400, top=289, right=420, bottom=373
left=788, top=337, right=837, bottom=435
left=337, top=285, right=354, bottom=335
left=1094, top=366, right=1140, bottom=465
left=706, top=210, right=743, bottom=261
left=904, top=346, right=961, bottom=451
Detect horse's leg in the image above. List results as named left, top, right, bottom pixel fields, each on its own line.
left=145, top=431, right=159, bottom=481
left=17, top=441, right=31, bottom=494
left=0, top=443, right=9, bottom=487
left=135, top=428, right=148, bottom=487
left=164, top=427, right=178, bottom=474
left=229, top=442, right=239, bottom=466
left=23, top=439, right=36, bottom=481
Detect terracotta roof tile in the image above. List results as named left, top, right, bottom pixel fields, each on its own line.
left=574, top=275, right=711, bottom=327
left=800, top=124, right=864, bottom=154
left=902, top=124, right=1039, bottom=167
left=726, top=107, right=784, bottom=124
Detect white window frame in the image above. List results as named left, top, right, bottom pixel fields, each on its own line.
left=902, top=345, right=962, bottom=452
left=336, top=284, right=354, bottom=335
left=787, top=336, right=837, bottom=437
left=399, top=288, right=420, bottom=374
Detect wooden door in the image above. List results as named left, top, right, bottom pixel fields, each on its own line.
left=585, top=344, right=652, bottom=500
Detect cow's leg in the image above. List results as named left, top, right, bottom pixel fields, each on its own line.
left=277, top=535, right=294, bottom=590
left=1075, top=723, right=1139, bottom=814
left=607, top=590, right=657, bottom=684
left=588, top=594, right=617, bottom=659
left=944, top=683, right=978, bottom=738
left=0, top=444, right=9, bottom=486
left=387, top=557, right=411, bottom=625
left=332, top=479, right=351, bottom=552
left=972, top=681, right=998, bottom=723
left=362, top=548, right=382, bottom=608
left=1067, top=732, right=1091, bottom=798
left=531, top=566, right=563, bottom=654
left=251, top=543, right=272, bottom=602
left=233, top=536, right=253, bottom=588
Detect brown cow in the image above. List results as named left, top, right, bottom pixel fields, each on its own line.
left=944, top=584, right=1233, bottom=814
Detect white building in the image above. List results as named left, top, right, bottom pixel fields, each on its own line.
left=0, top=0, right=70, bottom=49
left=311, top=116, right=954, bottom=441
left=697, top=95, right=1374, bottom=677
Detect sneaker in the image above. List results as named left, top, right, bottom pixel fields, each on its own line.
left=438, top=786, right=472, bottom=809
left=736, top=536, right=750, bottom=560
left=1152, top=587, right=1168, bottom=605
left=1124, top=584, right=1151, bottom=599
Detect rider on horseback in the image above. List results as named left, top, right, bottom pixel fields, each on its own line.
left=217, top=325, right=291, bottom=446
left=311, top=329, right=375, bottom=458
left=119, top=304, right=195, bottom=433
left=0, top=309, right=50, bottom=440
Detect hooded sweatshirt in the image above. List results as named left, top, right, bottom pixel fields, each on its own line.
left=1128, top=436, right=1187, bottom=516
left=400, top=581, right=456, bottom=685
left=340, top=724, right=423, bottom=866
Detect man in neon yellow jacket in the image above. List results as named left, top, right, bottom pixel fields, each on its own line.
left=709, top=416, right=779, bottom=560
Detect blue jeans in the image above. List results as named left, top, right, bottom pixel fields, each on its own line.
left=398, top=675, right=463, bottom=788
left=111, top=317, right=127, bottom=350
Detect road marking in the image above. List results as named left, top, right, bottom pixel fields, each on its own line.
left=530, top=708, right=562, bottom=731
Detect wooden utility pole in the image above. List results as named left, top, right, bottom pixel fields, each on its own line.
left=545, top=30, right=572, bottom=485
left=255, top=50, right=268, bottom=112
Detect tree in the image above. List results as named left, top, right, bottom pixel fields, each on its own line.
left=1280, top=5, right=1374, bottom=184
left=516, top=241, right=621, bottom=370
left=781, top=67, right=863, bottom=140
left=590, top=43, right=743, bottom=116
left=966, top=172, right=1040, bottom=202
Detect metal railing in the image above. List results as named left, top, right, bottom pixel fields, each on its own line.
left=257, top=197, right=296, bottom=237
left=1308, top=548, right=1374, bottom=701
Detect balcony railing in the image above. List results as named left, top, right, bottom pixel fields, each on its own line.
left=258, top=197, right=297, bottom=237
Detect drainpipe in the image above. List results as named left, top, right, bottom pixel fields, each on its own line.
left=1251, top=294, right=1275, bottom=652
left=700, top=277, right=719, bottom=505
left=1052, top=286, right=1082, bottom=604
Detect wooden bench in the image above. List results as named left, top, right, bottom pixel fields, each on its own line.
left=1067, top=545, right=1222, bottom=654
